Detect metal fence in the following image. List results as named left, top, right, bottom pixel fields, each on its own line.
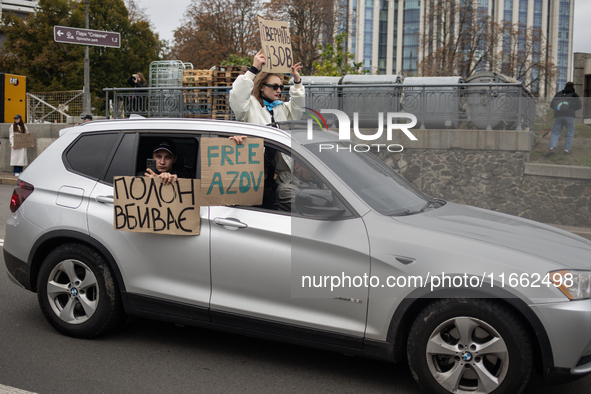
left=104, top=83, right=537, bottom=131
left=105, top=87, right=237, bottom=120
left=27, top=90, right=84, bottom=123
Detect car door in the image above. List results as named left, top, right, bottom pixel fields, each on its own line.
left=86, top=132, right=211, bottom=315
left=209, top=139, right=370, bottom=339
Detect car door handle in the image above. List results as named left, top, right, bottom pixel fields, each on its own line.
left=213, top=217, right=248, bottom=230
left=96, top=195, right=114, bottom=204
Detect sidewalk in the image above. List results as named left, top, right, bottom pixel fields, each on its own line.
left=0, top=172, right=17, bottom=185
left=0, top=171, right=589, bottom=240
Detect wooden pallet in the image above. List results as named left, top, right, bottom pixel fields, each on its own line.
left=183, top=75, right=212, bottom=83
left=183, top=82, right=213, bottom=88
left=213, top=77, right=234, bottom=84
left=217, top=65, right=247, bottom=72
left=185, top=69, right=214, bottom=77
left=281, top=74, right=291, bottom=85
left=185, top=96, right=211, bottom=104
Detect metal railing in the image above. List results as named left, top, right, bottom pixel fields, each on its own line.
left=105, top=87, right=236, bottom=120
left=27, top=90, right=84, bottom=123
left=104, top=83, right=537, bottom=131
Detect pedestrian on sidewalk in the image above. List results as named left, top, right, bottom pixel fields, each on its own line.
left=9, top=114, right=31, bottom=177
left=546, top=81, right=582, bottom=157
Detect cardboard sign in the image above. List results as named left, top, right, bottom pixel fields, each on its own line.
left=113, top=176, right=201, bottom=235
left=200, top=137, right=264, bottom=206
left=13, top=133, right=34, bottom=149
left=258, top=16, right=293, bottom=74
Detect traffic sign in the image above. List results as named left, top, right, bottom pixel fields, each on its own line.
left=54, top=26, right=121, bottom=48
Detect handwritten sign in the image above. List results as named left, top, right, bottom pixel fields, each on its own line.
left=258, top=16, right=293, bottom=74
left=200, top=137, right=264, bottom=206
left=113, top=176, right=201, bottom=235
left=13, top=133, right=34, bottom=149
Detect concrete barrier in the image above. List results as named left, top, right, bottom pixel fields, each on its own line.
left=0, top=123, right=69, bottom=173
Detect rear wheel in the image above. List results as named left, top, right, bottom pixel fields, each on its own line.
left=37, top=243, right=124, bottom=338
left=407, top=299, right=532, bottom=394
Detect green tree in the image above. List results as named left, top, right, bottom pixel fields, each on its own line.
left=312, top=33, right=366, bottom=76
left=0, top=0, right=162, bottom=114
left=220, top=54, right=252, bottom=67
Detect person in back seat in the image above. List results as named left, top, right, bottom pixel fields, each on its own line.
left=141, top=140, right=191, bottom=185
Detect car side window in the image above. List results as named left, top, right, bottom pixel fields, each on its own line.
left=238, top=140, right=354, bottom=219
left=64, top=133, right=120, bottom=180
left=104, top=133, right=137, bottom=184
left=135, top=135, right=199, bottom=179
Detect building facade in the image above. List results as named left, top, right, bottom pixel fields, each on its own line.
left=0, top=0, right=37, bottom=18
left=573, top=52, right=590, bottom=124
left=0, top=0, right=38, bottom=47
left=345, top=0, right=574, bottom=94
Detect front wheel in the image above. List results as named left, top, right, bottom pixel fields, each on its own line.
left=37, top=244, right=124, bottom=338
left=407, top=299, right=532, bottom=394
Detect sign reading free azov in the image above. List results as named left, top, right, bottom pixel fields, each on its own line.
left=200, top=137, right=264, bottom=206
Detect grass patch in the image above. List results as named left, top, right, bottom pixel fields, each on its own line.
left=530, top=128, right=591, bottom=167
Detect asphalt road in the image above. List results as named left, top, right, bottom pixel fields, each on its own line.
left=0, top=183, right=590, bottom=394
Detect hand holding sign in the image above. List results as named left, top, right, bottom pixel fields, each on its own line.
left=13, top=133, right=35, bottom=149
left=258, top=16, right=293, bottom=74
left=253, top=50, right=266, bottom=71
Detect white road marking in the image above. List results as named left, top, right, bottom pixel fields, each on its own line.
left=0, top=384, right=37, bottom=394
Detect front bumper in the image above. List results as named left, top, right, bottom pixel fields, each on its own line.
left=531, top=299, right=591, bottom=380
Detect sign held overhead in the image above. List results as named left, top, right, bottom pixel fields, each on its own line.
left=54, top=26, right=121, bottom=48
left=257, top=17, right=293, bottom=74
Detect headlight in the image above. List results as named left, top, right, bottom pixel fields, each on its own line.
left=550, top=270, right=591, bottom=300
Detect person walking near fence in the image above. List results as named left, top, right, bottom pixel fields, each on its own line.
left=9, top=114, right=30, bottom=176
left=546, top=82, right=582, bottom=156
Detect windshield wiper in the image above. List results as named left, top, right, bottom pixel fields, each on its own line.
left=419, top=198, right=446, bottom=213
left=392, top=199, right=446, bottom=217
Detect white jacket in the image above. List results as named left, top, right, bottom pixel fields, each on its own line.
left=229, top=71, right=305, bottom=125
left=9, top=124, right=29, bottom=166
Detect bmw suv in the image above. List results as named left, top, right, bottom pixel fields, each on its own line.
left=5, top=118, right=591, bottom=394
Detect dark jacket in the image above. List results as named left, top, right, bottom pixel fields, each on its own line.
left=127, top=75, right=148, bottom=89
left=550, top=85, right=582, bottom=118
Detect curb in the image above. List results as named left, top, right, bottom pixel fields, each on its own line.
left=0, top=176, right=16, bottom=185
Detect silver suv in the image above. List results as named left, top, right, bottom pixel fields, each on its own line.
left=5, top=118, right=591, bottom=394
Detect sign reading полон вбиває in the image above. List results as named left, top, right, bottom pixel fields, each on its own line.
left=113, top=177, right=201, bottom=236
left=54, top=26, right=121, bottom=48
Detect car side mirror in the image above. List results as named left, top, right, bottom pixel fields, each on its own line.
left=294, top=189, right=345, bottom=219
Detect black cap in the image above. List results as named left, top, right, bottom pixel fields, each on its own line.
left=153, top=140, right=176, bottom=155
left=14, top=114, right=22, bottom=120
left=81, top=114, right=93, bottom=121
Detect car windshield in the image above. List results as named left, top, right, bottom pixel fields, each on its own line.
left=306, top=142, right=430, bottom=216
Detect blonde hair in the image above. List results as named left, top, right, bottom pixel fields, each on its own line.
left=252, top=72, right=283, bottom=107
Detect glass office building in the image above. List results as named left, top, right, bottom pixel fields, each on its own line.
left=345, top=0, right=575, bottom=94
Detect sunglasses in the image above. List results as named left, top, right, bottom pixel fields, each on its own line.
left=262, top=83, right=284, bottom=91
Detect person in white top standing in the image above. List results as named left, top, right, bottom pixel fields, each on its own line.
left=229, top=50, right=304, bottom=127
left=9, top=114, right=31, bottom=177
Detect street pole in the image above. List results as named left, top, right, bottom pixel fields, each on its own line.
left=82, top=0, right=91, bottom=116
